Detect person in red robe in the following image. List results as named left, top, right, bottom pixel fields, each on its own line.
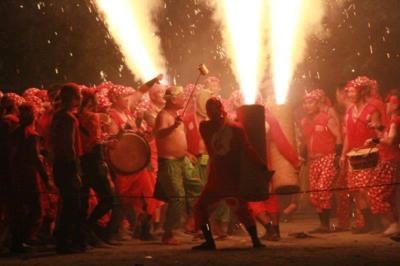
left=300, top=91, right=342, bottom=233
left=340, top=76, right=382, bottom=234
left=192, top=97, right=269, bottom=250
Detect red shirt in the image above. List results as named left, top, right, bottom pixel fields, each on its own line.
left=265, top=109, right=299, bottom=167
left=379, top=115, right=400, bottom=162
left=345, top=103, right=378, bottom=150
left=369, top=97, right=387, bottom=125
left=301, top=111, right=336, bottom=158
left=184, top=112, right=203, bottom=156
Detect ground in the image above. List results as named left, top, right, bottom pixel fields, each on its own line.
left=1, top=216, right=399, bottom=266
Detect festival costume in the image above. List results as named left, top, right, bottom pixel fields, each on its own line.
left=184, top=111, right=231, bottom=226
left=368, top=115, right=400, bottom=216
left=109, top=108, right=158, bottom=216
left=194, top=120, right=265, bottom=230
left=345, top=103, right=378, bottom=190
left=301, top=112, right=337, bottom=212
left=344, top=102, right=380, bottom=232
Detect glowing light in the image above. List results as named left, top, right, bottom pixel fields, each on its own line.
left=93, top=0, right=166, bottom=82
left=269, top=0, right=325, bottom=105
left=211, top=0, right=266, bottom=104
left=270, top=0, right=303, bottom=105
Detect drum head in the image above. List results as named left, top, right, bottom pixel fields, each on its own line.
left=107, top=133, right=150, bottom=175
left=346, top=147, right=379, bottom=157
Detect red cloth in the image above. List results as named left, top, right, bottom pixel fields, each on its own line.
left=248, top=195, right=279, bottom=216
left=335, top=169, right=352, bottom=228
left=265, top=109, right=299, bottom=167
left=345, top=103, right=378, bottom=150
left=115, top=169, right=158, bottom=215
left=379, top=115, right=400, bottom=161
left=109, top=109, right=158, bottom=215
left=368, top=160, right=399, bottom=215
left=36, top=112, right=53, bottom=151
left=194, top=120, right=263, bottom=229
left=309, top=154, right=336, bottom=211
left=369, top=97, right=387, bottom=125
left=184, top=112, right=202, bottom=156
left=301, top=112, right=336, bottom=158
left=199, top=120, right=264, bottom=195
left=347, top=168, right=373, bottom=190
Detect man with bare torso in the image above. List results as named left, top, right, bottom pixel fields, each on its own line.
left=154, top=86, right=202, bottom=245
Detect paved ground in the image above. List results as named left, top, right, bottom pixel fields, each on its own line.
left=1, top=217, right=400, bottom=266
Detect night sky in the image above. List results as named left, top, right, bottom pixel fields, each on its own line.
left=1, top=0, right=400, bottom=102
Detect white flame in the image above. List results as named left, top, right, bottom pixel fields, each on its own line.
left=269, top=0, right=325, bottom=104
left=93, top=0, right=166, bottom=82
left=210, top=0, right=266, bottom=104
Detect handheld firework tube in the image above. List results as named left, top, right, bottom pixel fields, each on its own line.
left=236, top=104, right=271, bottom=201
left=269, top=104, right=300, bottom=194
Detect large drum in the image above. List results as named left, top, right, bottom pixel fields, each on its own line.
left=106, top=132, right=151, bottom=175
left=347, top=147, right=379, bottom=170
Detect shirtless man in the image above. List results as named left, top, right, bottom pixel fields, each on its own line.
left=154, top=86, right=202, bottom=245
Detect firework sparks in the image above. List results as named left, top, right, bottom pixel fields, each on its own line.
left=93, top=0, right=166, bottom=82
left=209, top=0, right=266, bottom=104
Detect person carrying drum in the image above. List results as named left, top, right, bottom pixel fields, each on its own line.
left=106, top=77, right=162, bottom=242
left=154, top=85, right=202, bottom=245
left=192, top=97, right=267, bottom=250
left=340, top=76, right=382, bottom=234
left=366, top=90, right=400, bottom=237
left=300, top=90, right=342, bottom=233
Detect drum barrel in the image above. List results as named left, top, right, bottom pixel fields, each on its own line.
left=237, top=104, right=270, bottom=201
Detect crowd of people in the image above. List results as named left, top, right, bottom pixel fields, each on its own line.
left=0, top=74, right=399, bottom=254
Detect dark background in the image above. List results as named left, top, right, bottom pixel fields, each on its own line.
left=1, top=0, right=400, bottom=102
